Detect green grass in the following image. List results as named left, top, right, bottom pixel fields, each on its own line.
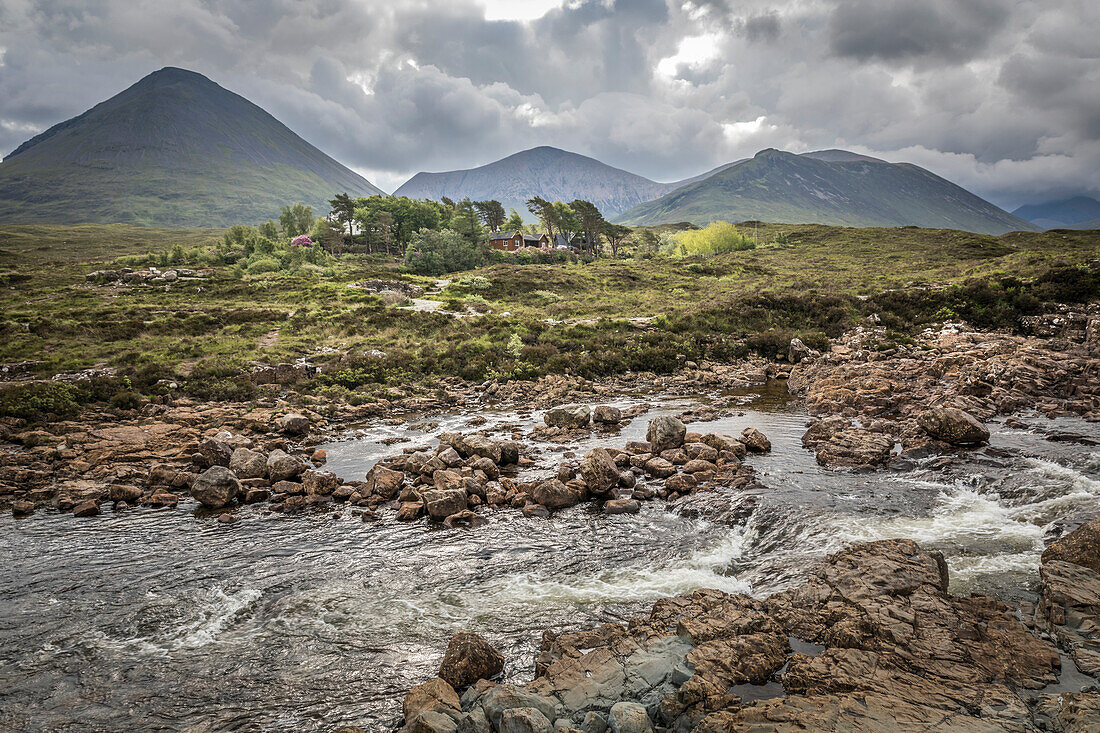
left=0, top=222, right=1097, bottom=419
left=0, top=223, right=222, bottom=263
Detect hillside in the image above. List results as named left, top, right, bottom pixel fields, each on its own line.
left=394, top=146, right=669, bottom=218
left=0, top=67, right=383, bottom=227
left=617, top=148, right=1037, bottom=235
left=1012, top=196, right=1100, bottom=229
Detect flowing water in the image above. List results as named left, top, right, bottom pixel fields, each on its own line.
left=1, top=384, right=1098, bottom=731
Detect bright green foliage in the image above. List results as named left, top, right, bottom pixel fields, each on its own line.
left=279, top=203, right=315, bottom=238
left=404, top=228, right=490, bottom=275
left=668, top=221, right=755, bottom=256
left=505, top=209, right=526, bottom=231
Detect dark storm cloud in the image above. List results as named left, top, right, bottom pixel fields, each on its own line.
left=0, top=0, right=1097, bottom=205
left=739, top=12, right=781, bottom=43
left=828, top=0, right=1010, bottom=63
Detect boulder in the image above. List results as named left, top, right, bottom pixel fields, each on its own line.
left=302, top=469, right=340, bottom=496
left=544, top=405, right=591, bottom=429
left=404, top=677, right=460, bottom=728
left=500, top=708, right=553, bottom=733
left=700, top=433, right=746, bottom=458
left=643, top=457, right=676, bottom=478
left=533, top=479, right=579, bottom=510
left=229, top=448, right=267, bottom=479
left=196, top=437, right=233, bottom=468
left=406, top=711, right=457, bottom=733
left=267, top=449, right=305, bottom=482
left=918, top=407, right=989, bottom=445
left=603, top=499, right=640, bottom=515
left=73, top=500, right=100, bottom=517
left=438, top=632, right=505, bottom=690
left=279, top=413, right=310, bottom=436
left=607, top=702, right=652, bottom=733
left=739, top=427, right=771, bottom=452
left=191, top=465, right=240, bottom=508
left=522, top=503, right=551, bottom=519
left=646, top=416, right=686, bottom=453
left=592, top=406, right=622, bottom=425
left=1042, top=518, right=1100, bottom=574
left=579, top=449, right=620, bottom=495
left=481, top=685, right=558, bottom=729
left=443, top=510, right=489, bottom=529
left=788, top=337, right=815, bottom=364
left=683, top=459, right=716, bottom=474
left=11, top=500, right=34, bottom=517
left=397, top=501, right=423, bottom=521
left=366, top=464, right=405, bottom=500
left=422, top=488, right=468, bottom=520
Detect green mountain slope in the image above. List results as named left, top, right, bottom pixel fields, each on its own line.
left=616, top=149, right=1037, bottom=235
left=394, top=146, right=669, bottom=219
left=0, top=67, right=383, bottom=227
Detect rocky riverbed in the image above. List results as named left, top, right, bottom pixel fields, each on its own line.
left=397, top=532, right=1100, bottom=733
left=1, top=315, right=1098, bottom=730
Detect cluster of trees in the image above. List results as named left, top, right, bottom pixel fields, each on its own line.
left=525, top=197, right=632, bottom=257
left=326, top=194, right=523, bottom=255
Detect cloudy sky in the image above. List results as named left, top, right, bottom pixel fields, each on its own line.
left=1, top=0, right=1097, bottom=209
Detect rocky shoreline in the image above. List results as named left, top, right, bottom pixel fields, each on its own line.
left=1, top=311, right=1096, bottom=526
left=392, top=528, right=1100, bottom=733
left=788, top=310, right=1099, bottom=468
left=1, top=311, right=1098, bottom=729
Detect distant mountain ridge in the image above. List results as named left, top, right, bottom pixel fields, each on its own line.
left=394, top=146, right=670, bottom=219
left=616, top=148, right=1035, bottom=235
left=0, top=67, right=383, bottom=227
left=1012, top=196, right=1100, bottom=230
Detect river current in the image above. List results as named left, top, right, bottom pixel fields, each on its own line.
left=1, top=384, right=1097, bottom=731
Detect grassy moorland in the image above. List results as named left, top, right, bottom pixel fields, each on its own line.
left=0, top=222, right=1097, bottom=418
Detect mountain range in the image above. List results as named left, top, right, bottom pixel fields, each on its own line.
left=615, top=149, right=1036, bottom=235
left=0, top=67, right=382, bottom=228
left=1011, top=196, right=1100, bottom=230
left=394, top=146, right=670, bottom=219
left=0, top=65, right=1061, bottom=235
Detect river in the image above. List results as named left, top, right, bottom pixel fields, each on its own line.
left=1, top=384, right=1097, bottom=731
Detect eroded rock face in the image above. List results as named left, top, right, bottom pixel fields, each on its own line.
left=1038, top=519, right=1100, bottom=676
left=439, top=633, right=505, bottom=691
left=191, top=465, right=240, bottom=508
left=802, top=417, right=894, bottom=467
left=415, top=539, right=1066, bottom=733
left=646, top=417, right=686, bottom=454
left=918, top=407, right=990, bottom=445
